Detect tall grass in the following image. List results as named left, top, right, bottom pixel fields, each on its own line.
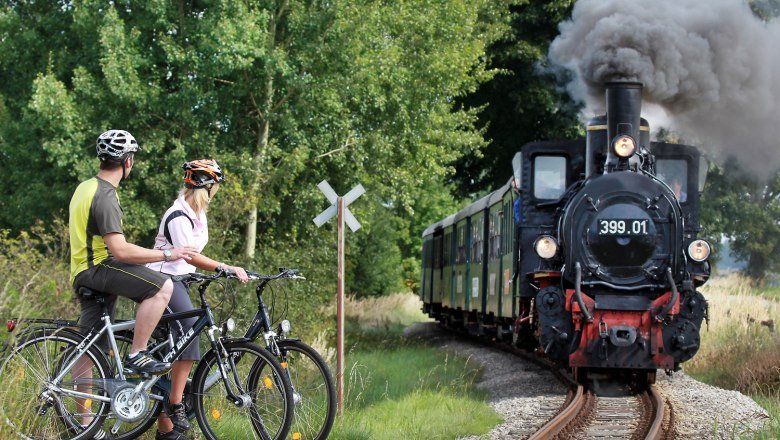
left=686, top=275, right=780, bottom=438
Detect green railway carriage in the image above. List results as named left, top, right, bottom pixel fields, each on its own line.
left=421, top=139, right=587, bottom=338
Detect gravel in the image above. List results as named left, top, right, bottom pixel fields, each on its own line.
left=406, top=321, right=770, bottom=439
left=655, top=371, right=770, bottom=439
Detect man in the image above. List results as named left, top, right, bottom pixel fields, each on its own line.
left=69, top=130, right=198, bottom=437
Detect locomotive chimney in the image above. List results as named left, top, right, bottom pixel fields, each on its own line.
left=604, top=81, right=643, bottom=172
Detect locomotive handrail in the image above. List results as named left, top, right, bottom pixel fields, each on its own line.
left=654, top=268, right=679, bottom=322
left=573, top=262, right=594, bottom=322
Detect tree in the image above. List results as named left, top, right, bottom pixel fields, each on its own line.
left=750, top=0, right=780, bottom=20
left=0, top=0, right=513, bottom=293
left=701, top=161, right=780, bottom=283
left=455, top=0, right=582, bottom=196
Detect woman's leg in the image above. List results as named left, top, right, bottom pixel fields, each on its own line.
left=157, top=280, right=201, bottom=435
left=157, top=361, right=194, bottom=432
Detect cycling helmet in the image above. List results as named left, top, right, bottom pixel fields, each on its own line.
left=96, top=130, right=139, bottom=162
left=183, top=159, right=224, bottom=189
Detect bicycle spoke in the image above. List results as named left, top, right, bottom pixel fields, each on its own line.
left=0, top=334, right=110, bottom=440
left=281, top=344, right=334, bottom=440
left=197, top=346, right=289, bottom=440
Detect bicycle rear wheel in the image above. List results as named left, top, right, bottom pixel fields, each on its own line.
left=193, top=341, right=294, bottom=440
left=276, top=340, right=336, bottom=440
left=0, top=328, right=111, bottom=440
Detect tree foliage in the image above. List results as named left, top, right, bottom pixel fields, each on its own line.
left=455, top=0, right=582, bottom=196
left=701, top=162, right=780, bottom=282
left=0, top=0, right=513, bottom=296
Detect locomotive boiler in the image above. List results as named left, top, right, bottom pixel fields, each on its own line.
left=420, top=81, right=710, bottom=384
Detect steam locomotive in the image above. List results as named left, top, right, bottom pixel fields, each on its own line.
left=420, top=82, right=710, bottom=384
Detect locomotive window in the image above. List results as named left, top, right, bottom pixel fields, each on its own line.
left=656, top=159, right=688, bottom=203
left=698, top=156, right=709, bottom=193
left=533, top=156, right=567, bottom=200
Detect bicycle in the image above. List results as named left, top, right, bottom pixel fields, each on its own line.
left=0, top=271, right=294, bottom=440
left=188, top=268, right=337, bottom=440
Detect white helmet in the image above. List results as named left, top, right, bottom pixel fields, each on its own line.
left=96, top=130, right=139, bottom=162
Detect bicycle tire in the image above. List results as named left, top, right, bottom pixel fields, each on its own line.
left=192, top=340, right=294, bottom=440
left=276, top=339, right=337, bottom=440
left=0, top=327, right=112, bottom=440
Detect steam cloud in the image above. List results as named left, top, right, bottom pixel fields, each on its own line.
left=549, top=0, right=780, bottom=177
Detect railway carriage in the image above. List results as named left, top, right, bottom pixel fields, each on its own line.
left=420, top=82, right=711, bottom=384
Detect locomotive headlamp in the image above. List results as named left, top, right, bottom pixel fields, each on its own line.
left=688, top=239, right=711, bottom=262
left=534, top=235, right=559, bottom=260
left=613, top=135, right=636, bottom=158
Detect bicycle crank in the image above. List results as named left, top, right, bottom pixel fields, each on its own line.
left=111, top=384, right=149, bottom=423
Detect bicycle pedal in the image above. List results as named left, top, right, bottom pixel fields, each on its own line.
left=123, top=370, right=151, bottom=380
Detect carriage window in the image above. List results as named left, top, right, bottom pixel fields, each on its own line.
left=656, top=159, right=688, bottom=203
left=533, top=156, right=567, bottom=199
left=457, top=225, right=468, bottom=264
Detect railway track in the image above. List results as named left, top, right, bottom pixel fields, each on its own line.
left=440, top=325, right=674, bottom=439
left=528, top=382, right=671, bottom=440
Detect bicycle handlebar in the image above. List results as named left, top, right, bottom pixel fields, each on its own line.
left=173, top=267, right=305, bottom=286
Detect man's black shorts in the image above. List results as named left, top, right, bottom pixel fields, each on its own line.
left=73, top=259, right=170, bottom=350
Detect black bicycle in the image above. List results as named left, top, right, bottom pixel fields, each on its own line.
left=0, top=271, right=294, bottom=440
left=190, top=268, right=337, bottom=440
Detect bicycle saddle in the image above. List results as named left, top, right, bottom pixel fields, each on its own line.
left=78, top=287, right=110, bottom=300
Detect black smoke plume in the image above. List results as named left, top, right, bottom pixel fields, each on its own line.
left=549, top=0, right=780, bottom=177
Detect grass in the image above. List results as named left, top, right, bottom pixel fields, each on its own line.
left=327, top=293, right=502, bottom=440
left=331, top=347, right=501, bottom=440
left=685, top=275, right=780, bottom=438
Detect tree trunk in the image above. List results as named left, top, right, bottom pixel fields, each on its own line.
left=746, top=250, right=768, bottom=286
left=244, top=0, right=281, bottom=259
left=245, top=206, right=258, bottom=259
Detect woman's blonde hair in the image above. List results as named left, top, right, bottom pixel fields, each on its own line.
left=182, top=184, right=219, bottom=214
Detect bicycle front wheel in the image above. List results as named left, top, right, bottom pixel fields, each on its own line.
left=276, top=340, right=336, bottom=440
left=193, top=341, right=294, bottom=440
left=0, top=328, right=111, bottom=440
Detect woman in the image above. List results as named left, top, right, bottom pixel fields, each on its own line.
left=147, top=159, right=249, bottom=440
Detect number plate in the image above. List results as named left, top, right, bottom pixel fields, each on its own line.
left=598, top=219, right=649, bottom=236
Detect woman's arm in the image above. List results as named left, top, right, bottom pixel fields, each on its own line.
left=168, top=216, right=249, bottom=281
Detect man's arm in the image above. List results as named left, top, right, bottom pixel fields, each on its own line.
left=104, top=233, right=197, bottom=265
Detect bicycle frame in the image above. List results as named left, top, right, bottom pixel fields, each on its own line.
left=47, top=278, right=245, bottom=412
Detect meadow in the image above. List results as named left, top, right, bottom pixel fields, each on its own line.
left=328, top=293, right=501, bottom=440
left=686, top=275, right=780, bottom=438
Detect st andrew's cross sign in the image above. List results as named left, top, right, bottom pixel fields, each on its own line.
left=312, top=180, right=365, bottom=414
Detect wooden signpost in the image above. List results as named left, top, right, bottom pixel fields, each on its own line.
left=313, top=180, right=365, bottom=414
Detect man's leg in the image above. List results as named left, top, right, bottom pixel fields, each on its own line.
left=94, top=260, right=173, bottom=374
left=74, top=292, right=117, bottom=426
left=130, top=279, right=173, bottom=354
